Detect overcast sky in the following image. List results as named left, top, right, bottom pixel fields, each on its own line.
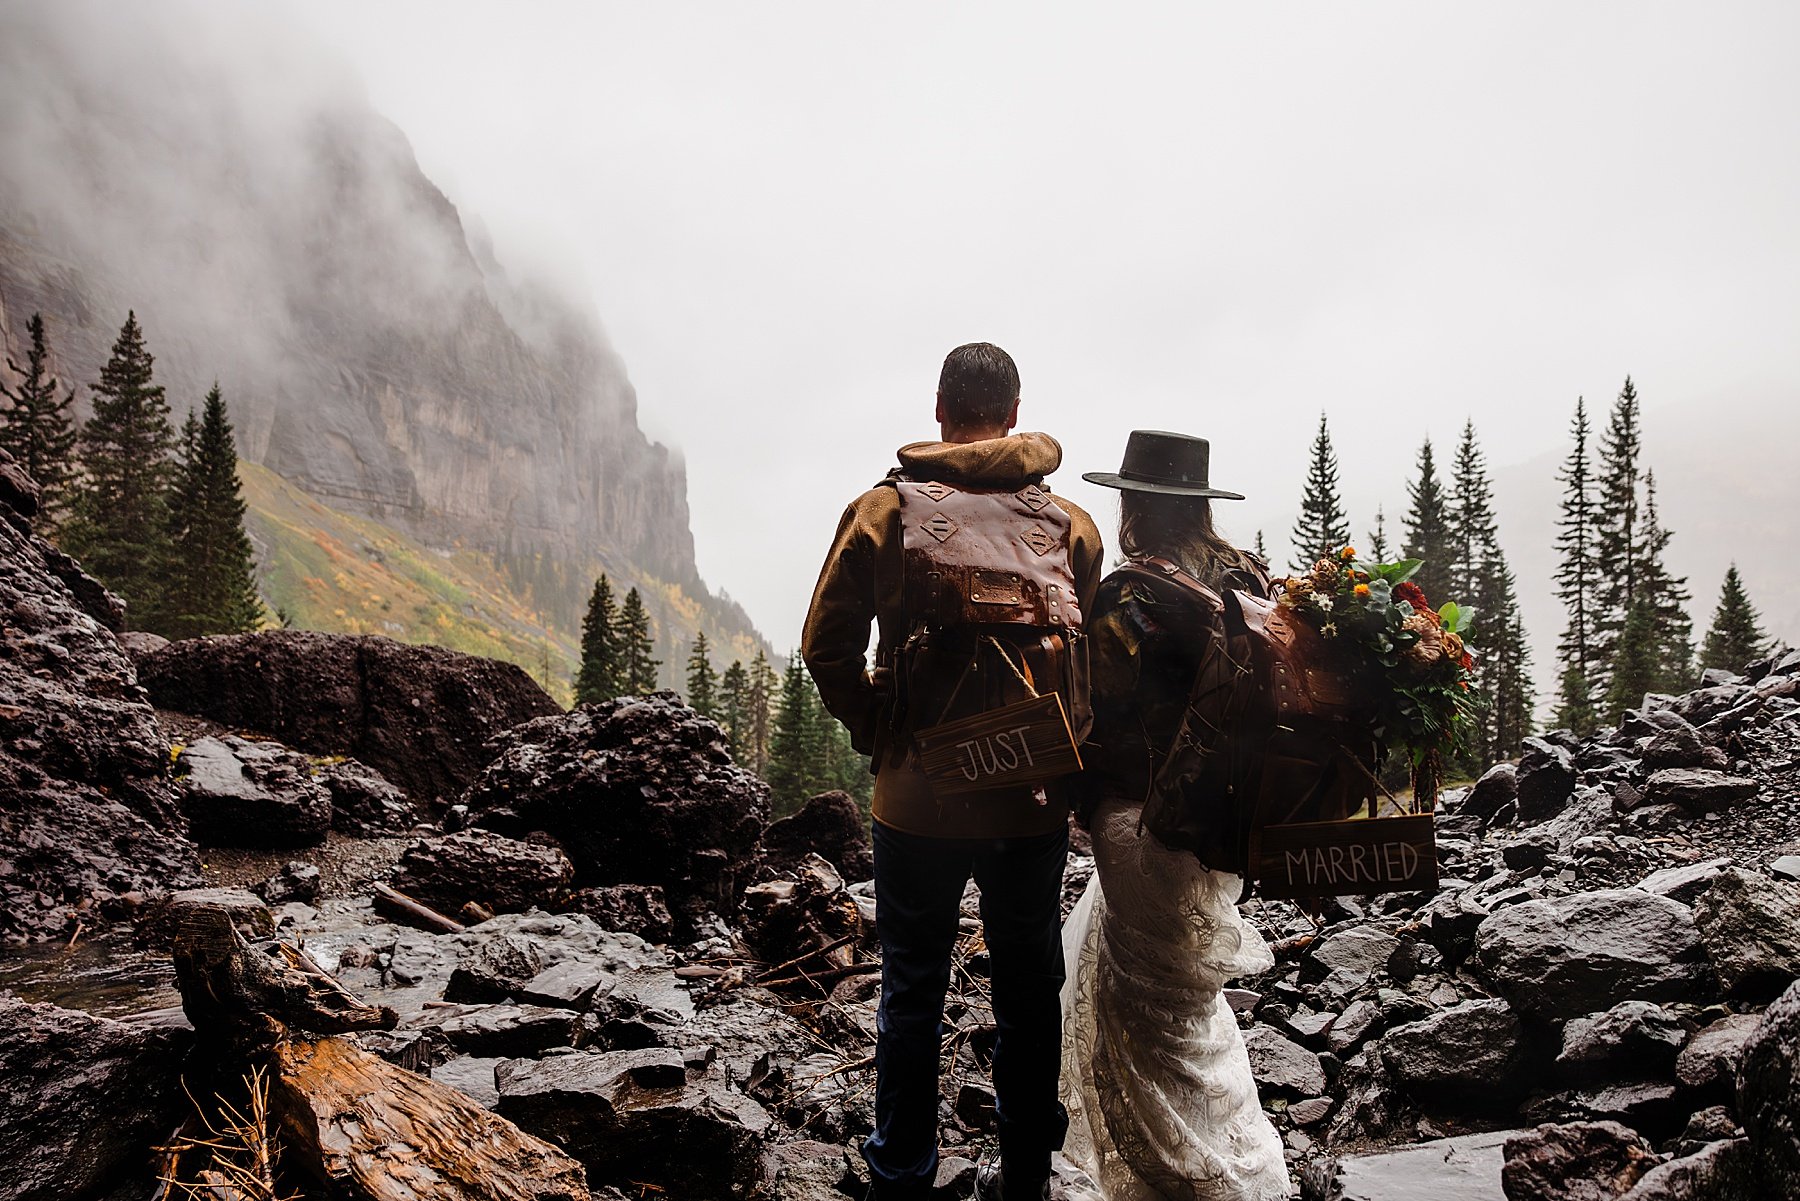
left=286, top=2, right=1800, bottom=654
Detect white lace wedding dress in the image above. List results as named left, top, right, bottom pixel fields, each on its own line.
left=1059, top=798, right=1293, bottom=1201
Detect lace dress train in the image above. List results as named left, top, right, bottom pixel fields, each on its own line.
left=1059, top=799, right=1292, bottom=1201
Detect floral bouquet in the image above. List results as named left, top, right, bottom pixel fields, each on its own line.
left=1275, top=546, right=1478, bottom=805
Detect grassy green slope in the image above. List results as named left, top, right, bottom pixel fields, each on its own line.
left=241, top=463, right=765, bottom=706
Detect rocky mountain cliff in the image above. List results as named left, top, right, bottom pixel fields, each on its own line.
left=0, top=5, right=759, bottom=667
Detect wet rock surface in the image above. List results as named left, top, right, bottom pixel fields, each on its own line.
left=759, top=790, right=876, bottom=882
left=139, top=629, right=560, bottom=803
left=176, top=734, right=334, bottom=848
left=1500, top=1121, right=1660, bottom=1201
left=391, top=828, right=576, bottom=916
left=463, top=693, right=770, bottom=939
left=0, top=451, right=198, bottom=943
left=0, top=993, right=193, bottom=1201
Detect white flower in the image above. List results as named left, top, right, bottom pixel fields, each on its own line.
left=1315, top=595, right=1335, bottom=613
left=1321, top=621, right=1339, bottom=638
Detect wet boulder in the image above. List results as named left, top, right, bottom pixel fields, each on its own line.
left=741, top=853, right=863, bottom=972
left=1500, top=1121, right=1660, bottom=1201
left=391, top=829, right=575, bottom=915
left=1462, top=761, right=1519, bottom=824
left=463, top=693, right=769, bottom=939
left=0, top=450, right=197, bottom=942
left=759, top=790, right=874, bottom=882
left=1737, top=980, right=1800, bottom=1195
left=0, top=995, right=193, bottom=1201
left=1641, top=767, right=1759, bottom=814
left=1380, top=998, right=1531, bottom=1106
left=1516, top=737, right=1578, bottom=822
left=496, top=1046, right=773, bottom=1199
left=440, top=912, right=663, bottom=1010
left=175, top=734, right=333, bottom=848
left=1617, top=1139, right=1756, bottom=1201
left=1474, top=889, right=1715, bottom=1022
left=1555, top=1001, right=1689, bottom=1079
left=138, top=629, right=560, bottom=803
left=1691, top=867, right=1800, bottom=999
left=315, top=756, right=419, bottom=836
left=433, top=1003, right=583, bottom=1058
left=1674, top=1012, right=1761, bottom=1097
left=255, top=860, right=322, bottom=906
left=1243, top=1026, right=1326, bottom=1097
left=562, top=884, right=674, bottom=943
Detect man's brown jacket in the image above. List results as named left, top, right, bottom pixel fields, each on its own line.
left=801, top=432, right=1105, bottom=839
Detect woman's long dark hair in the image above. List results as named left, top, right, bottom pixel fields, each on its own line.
left=1117, top=489, right=1243, bottom=589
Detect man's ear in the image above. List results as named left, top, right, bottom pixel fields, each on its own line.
left=935, top=393, right=945, bottom=425
left=1006, top=397, right=1020, bottom=430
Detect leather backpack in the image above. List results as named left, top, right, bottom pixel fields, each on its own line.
left=1118, top=557, right=1375, bottom=880
left=874, top=475, right=1090, bottom=782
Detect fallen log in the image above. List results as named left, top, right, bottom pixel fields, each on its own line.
left=372, top=881, right=465, bottom=933
left=272, top=1036, right=589, bottom=1201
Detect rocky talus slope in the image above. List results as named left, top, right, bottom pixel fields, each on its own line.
left=4, top=433, right=1798, bottom=1196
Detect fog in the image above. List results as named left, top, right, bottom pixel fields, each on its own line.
left=13, top=2, right=1798, bottom=679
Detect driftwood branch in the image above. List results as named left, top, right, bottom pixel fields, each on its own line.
left=371, top=882, right=464, bottom=933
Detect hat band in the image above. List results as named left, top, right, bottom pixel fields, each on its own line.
left=1118, top=466, right=1209, bottom=488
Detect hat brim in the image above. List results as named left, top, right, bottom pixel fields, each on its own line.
left=1081, top=471, right=1245, bottom=500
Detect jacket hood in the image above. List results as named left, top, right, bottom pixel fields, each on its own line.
left=896, top=432, right=1064, bottom=488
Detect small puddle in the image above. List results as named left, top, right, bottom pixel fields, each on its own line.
left=0, top=935, right=180, bottom=1018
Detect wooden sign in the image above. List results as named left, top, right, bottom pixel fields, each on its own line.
left=1250, top=813, right=1438, bottom=899
left=913, top=692, right=1083, bottom=797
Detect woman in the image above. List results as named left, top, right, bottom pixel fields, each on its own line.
left=1059, top=430, right=1291, bottom=1201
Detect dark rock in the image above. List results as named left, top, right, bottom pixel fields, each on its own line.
left=116, top=630, right=170, bottom=661
left=1691, top=868, right=1800, bottom=999
left=463, top=694, right=769, bottom=938
left=434, top=1003, right=582, bottom=1058
left=1636, top=859, right=1730, bottom=905
left=176, top=734, right=333, bottom=848
left=139, top=629, right=560, bottom=802
left=1305, top=1129, right=1514, bottom=1201
left=1669, top=684, right=1753, bottom=726
left=1675, top=1013, right=1761, bottom=1095
left=759, top=790, right=874, bottom=882
left=1500, top=1121, right=1660, bottom=1201
left=1737, top=980, right=1800, bottom=1195
left=1381, top=999, right=1530, bottom=1106
left=391, top=829, right=575, bottom=915
left=1284, top=1009, right=1337, bottom=1046
left=1556, top=1001, right=1688, bottom=1077
left=255, top=860, right=321, bottom=906
left=1617, top=1138, right=1757, bottom=1201
left=1561, top=1081, right=1683, bottom=1132
left=1463, top=762, right=1519, bottom=824
left=1418, top=885, right=1492, bottom=966
left=765, top=1140, right=855, bottom=1201
left=1327, top=999, right=1382, bottom=1055
left=1244, top=1026, right=1327, bottom=1096
left=1474, top=889, right=1716, bottom=1022
left=1517, top=737, right=1578, bottom=822
left=1642, top=767, right=1759, bottom=813
left=315, top=756, right=418, bottom=836
left=440, top=912, right=661, bottom=1009
left=563, top=883, right=675, bottom=942
left=0, top=995, right=193, bottom=1201
left=1289, top=1096, right=1335, bottom=1126
left=1674, top=1106, right=1740, bottom=1155
left=1641, top=722, right=1729, bottom=771
left=955, top=1081, right=997, bottom=1129
left=496, top=1047, right=773, bottom=1199
left=1305, top=926, right=1400, bottom=999
left=741, top=853, right=863, bottom=974
left=0, top=450, right=197, bottom=942
left=430, top=1054, right=504, bottom=1109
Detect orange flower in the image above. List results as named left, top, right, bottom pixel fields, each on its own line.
left=1354, top=583, right=1371, bottom=597
left=1339, top=546, right=1356, bottom=561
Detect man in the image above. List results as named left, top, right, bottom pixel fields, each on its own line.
left=802, top=342, right=1105, bottom=1201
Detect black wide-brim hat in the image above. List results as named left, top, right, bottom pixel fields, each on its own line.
left=1082, top=430, right=1245, bottom=500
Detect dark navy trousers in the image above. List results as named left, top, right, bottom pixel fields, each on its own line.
left=863, top=821, right=1070, bottom=1198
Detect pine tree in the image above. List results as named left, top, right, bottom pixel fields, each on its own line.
left=166, top=384, right=262, bottom=637
left=686, top=630, right=719, bottom=717
left=63, top=312, right=179, bottom=629
left=618, top=587, right=660, bottom=694
left=1253, top=530, right=1268, bottom=562
left=814, top=694, right=873, bottom=810
left=1401, top=438, right=1454, bottom=605
left=1445, top=421, right=1532, bottom=766
left=1700, top=565, right=1769, bottom=673
left=1289, top=413, right=1350, bottom=573
left=1591, top=376, right=1642, bottom=700
left=1367, top=506, right=1390, bottom=563
left=1603, top=595, right=1660, bottom=719
left=1634, top=471, right=1693, bottom=695
left=747, top=650, right=779, bottom=776
left=719, top=659, right=752, bottom=760
left=1553, top=397, right=1599, bottom=734
left=767, top=657, right=821, bottom=814
left=0, top=312, right=79, bottom=530
left=574, top=574, right=622, bottom=703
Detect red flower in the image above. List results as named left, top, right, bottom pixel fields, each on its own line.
left=1460, top=652, right=1475, bottom=671
left=1394, top=581, right=1428, bottom=609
